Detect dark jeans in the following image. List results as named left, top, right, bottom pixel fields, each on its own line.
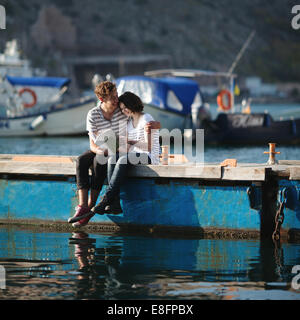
left=106, top=153, right=149, bottom=198
left=76, top=150, right=151, bottom=199
left=76, top=150, right=107, bottom=190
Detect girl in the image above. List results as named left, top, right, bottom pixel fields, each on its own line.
left=119, top=91, right=160, bottom=165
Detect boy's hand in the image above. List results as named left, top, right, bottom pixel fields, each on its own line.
left=96, top=148, right=108, bottom=156
left=145, top=121, right=161, bottom=133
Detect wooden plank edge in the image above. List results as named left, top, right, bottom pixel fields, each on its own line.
left=221, top=166, right=266, bottom=181
left=289, top=167, right=300, bottom=180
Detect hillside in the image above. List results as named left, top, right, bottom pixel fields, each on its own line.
left=1, top=0, right=299, bottom=83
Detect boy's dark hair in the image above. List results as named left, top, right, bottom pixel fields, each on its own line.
left=118, top=91, right=144, bottom=112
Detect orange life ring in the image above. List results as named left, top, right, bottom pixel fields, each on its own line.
left=18, top=88, right=37, bottom=108
left=217, top=89, right=232, bottom=111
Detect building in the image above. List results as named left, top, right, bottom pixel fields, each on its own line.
left=245, top=77, right=277, bottom=97
left=65, top=54, right=171, bottom=89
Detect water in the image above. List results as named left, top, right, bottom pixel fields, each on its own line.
left=0, top=103, right=300, bottom=301
left=1, top=135, right=300, bottom=163
left=0, top=226, right=299, bottom=300
left=0, top=103, right=300, bottom=162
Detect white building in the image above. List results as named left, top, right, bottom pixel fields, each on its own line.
left=245, top=76, right=277, bottom=97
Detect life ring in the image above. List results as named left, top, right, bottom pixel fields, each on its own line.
left=18, top=88, right=37, bottom=108
left=217, top=89, right=232, bottom=111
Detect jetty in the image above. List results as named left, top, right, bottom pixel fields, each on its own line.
left=0, top=154, right=299, bottom=241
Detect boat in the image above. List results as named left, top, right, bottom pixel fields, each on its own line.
left=137, top=69, right=300, bottom=145
left=204, top=111, right=300, bottom=145
left=116, top=75, right=204, bottom=132
left=0, top=39, right=46, bottom=78
left=0, top=74, right=96, bottom=136
left=0, top=40, right=96, bottom=136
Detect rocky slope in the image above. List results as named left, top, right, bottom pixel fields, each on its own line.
left=1, top=0, right=299, bottom=82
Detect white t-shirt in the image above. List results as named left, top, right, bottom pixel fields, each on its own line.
left=127, top=113, right=160, bottom=165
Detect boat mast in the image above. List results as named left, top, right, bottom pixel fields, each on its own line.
left=228, top=30, right=256, bottom=75
left=228, top=30, right=256, bottom=112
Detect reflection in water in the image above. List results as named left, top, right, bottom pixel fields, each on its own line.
left=69, top=232, right=98, bottom=298
left=247, top=239, right=294, bottom=285
left=69, top=232, right=122, bottom=299
left=0, top=227, right=299, bottom=300
left=258, top=239, right=285, bottom=282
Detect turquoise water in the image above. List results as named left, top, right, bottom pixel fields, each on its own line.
left=0, top=227, right=299, bottom=300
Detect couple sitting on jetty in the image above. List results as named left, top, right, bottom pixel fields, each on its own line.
left=68, top=80, right=161, bottom=227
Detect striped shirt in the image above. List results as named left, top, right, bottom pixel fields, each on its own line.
left=127, top=113, right=160, bottom=165
left=86, top=102, right=127, bottom=142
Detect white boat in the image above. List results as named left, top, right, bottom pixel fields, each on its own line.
left=0, top=39, right=62, bottom=110
left=0, top=72, right=95, bottom=137
left=116, top=75, right=206, bottom=132
left=0, top=96, right=95, bottom=137
left=0, top=72, right=96, bottom=137
left=0, top=39, right=97, bottom=137
left=0, top=39, right=46, bottom=78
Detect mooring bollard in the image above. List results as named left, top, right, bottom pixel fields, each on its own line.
left=264, top=143, right=280, bottom=165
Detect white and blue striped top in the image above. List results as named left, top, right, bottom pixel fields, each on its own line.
left=127, top=113, right=160, bottom=165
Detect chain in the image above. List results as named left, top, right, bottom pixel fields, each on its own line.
left=272, top=189, right=287, bottom=242
left=273, top=239, right=283, bottom=279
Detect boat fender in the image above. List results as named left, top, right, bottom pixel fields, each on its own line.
left=0, top=121, right=9, bottom=129
left=18, top=88, right=37, bottom=108
left=264, top=114, right=271, bottom=127
left=247, top=186, right=262, bottom=211
left=29, top=114, right=46, bottom=130
left=217, top=90, right=232, bottom=111
left=192, top=103, right=212, bottom=129
left=292, top=119, right=297, bottom=135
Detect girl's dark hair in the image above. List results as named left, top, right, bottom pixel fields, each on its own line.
left=118, top=91, right=144, bottom=112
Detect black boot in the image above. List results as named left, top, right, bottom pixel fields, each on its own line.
left=105, top=196, right=123, bottom=214
left=92, top=194, right=111, bottom=215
